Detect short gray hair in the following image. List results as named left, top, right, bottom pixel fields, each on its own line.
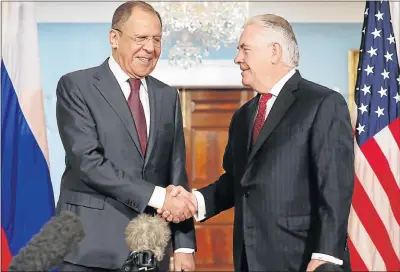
left=246, top=14, right=299, bottom=67
left=112, top=1, right=162, bottom=30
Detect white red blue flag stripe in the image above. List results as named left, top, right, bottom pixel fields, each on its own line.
left=1, top=2, right=55, bottom=270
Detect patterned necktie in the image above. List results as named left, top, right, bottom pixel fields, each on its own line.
left=252, top=93, right=273, bottom=145
left=127, top=78, right=147, bottom=155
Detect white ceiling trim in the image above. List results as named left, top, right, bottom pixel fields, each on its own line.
left=35, top=1, right=365, bottom=23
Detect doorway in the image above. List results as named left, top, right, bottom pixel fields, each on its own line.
left=179, top=88, right=254, bottom=271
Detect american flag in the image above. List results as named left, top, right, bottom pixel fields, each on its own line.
left=348, top=0, right=400, bottom=271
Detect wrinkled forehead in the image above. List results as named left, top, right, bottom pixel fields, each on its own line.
left=124, top=9, right=162, bottom=36
left=238, top=24, right=266, bottom=47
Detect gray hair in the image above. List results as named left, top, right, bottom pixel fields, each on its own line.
left=246, top=14, right=299, bottom=67
left=112, top=1, right=162, bottom=30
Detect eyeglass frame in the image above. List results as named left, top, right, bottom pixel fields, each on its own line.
left=113, top=28, right=162, bottom=48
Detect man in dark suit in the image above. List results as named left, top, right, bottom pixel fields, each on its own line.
left=158, top=14, right=354, bottom=271
left=55, top=1, right=196, bottom=271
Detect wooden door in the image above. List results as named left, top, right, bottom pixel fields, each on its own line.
left=179, top=89, right=254, bottom=271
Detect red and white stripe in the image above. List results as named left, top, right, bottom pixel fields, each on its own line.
left=348, top=117, right=400, bottom=271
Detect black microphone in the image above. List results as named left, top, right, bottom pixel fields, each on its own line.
left=121, top=214, right=171, bottom=272
left=8, top=210, right=85, bottom=271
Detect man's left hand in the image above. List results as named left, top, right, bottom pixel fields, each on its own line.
left=174, top=252, right=195, bottom=271
left=306, top=259, right=327, bottom=271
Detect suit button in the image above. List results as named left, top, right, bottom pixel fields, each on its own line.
left=244, top=191, right=249, bottom=198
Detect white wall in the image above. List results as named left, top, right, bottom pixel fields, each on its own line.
left=249, top=0, right=364, bottom=23
left=36, top=0, right=365, bottom=23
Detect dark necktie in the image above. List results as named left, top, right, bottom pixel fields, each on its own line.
left=253, top=93, right=273, bottom=145
left=127, top=78, right=147, bottom=155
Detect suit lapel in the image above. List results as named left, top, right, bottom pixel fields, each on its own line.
left=93, top=60, right=143, bottom=157
left=244, top=96, right=260, bottom=156
left=246, top=72, right=300, bottom=165
left=144, top=76, right=162, bottom=166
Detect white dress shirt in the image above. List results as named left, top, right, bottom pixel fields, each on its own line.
left=193, top=68, right=343, bottom=265
left=108, top=56, right=193, bottom=254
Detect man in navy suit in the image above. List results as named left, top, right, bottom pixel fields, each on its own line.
left=159, top=13, right=354, bottom=272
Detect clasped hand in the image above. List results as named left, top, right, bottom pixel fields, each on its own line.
left=157, top=186, right=197, bottom=223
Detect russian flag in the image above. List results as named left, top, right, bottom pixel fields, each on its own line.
left=1, top=2, right=55, bottom=270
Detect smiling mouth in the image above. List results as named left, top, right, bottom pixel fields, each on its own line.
left=138, top=57, right=151, bottom=63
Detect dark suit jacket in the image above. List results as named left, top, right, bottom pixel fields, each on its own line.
left=198, top=71, right=354, bottom=271
left=314, top=262, right=345, bottom=272
left=55, top=59, right=196, bottom=269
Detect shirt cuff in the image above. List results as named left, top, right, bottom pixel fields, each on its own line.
left=192, top=189, right=206, bottom=221
left=174, top=248, right=195, bottom=254
left=311, top=253, right=343, bottom=265
left=147, top=186, right=166, bottom=209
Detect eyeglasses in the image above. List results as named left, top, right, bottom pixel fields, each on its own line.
left=113, top=28, right=162, bottom=48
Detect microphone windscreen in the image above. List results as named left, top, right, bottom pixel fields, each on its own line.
left=8, top=211, right=85, bottom=271
left=125, top=214, right=170, bottom=261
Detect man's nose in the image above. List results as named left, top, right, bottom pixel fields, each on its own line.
left=142, top=39, right=155, bottom=52
left=234, top=51, right=243, bottom=64
left=234, top=54, right=241, bottom=65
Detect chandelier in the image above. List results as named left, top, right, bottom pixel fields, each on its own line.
left=152, top=2, right=249, bottom=69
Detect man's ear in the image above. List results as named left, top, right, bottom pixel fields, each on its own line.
left=109, top=29, right=119, bottom=49
left=271, top=42, right=283, bottom=64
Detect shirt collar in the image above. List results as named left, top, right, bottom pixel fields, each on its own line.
left=269, top=68, right=296, bottom=97
left=108, top=55, right=148, bottom=92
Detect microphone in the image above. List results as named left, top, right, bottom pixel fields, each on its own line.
left=8, top=210, right=85, bottom=271
left=121, top=214, right=171, bottom=272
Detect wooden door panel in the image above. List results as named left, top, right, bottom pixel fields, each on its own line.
left=179, top=89, right=254, bottom=271
left=194, top=226, right=234, bottom=271
left=192, top=113, right=234, bottom=128
left=190, top=129, right=228, bottom=184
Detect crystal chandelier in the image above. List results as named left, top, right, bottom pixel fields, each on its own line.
left=152, top=2, right=249, bottom=69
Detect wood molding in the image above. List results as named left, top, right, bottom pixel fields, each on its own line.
left=348, top=49, right=359, bottom=116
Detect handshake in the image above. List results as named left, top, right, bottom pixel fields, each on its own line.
left=157, top=186, right=198, bottom=223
